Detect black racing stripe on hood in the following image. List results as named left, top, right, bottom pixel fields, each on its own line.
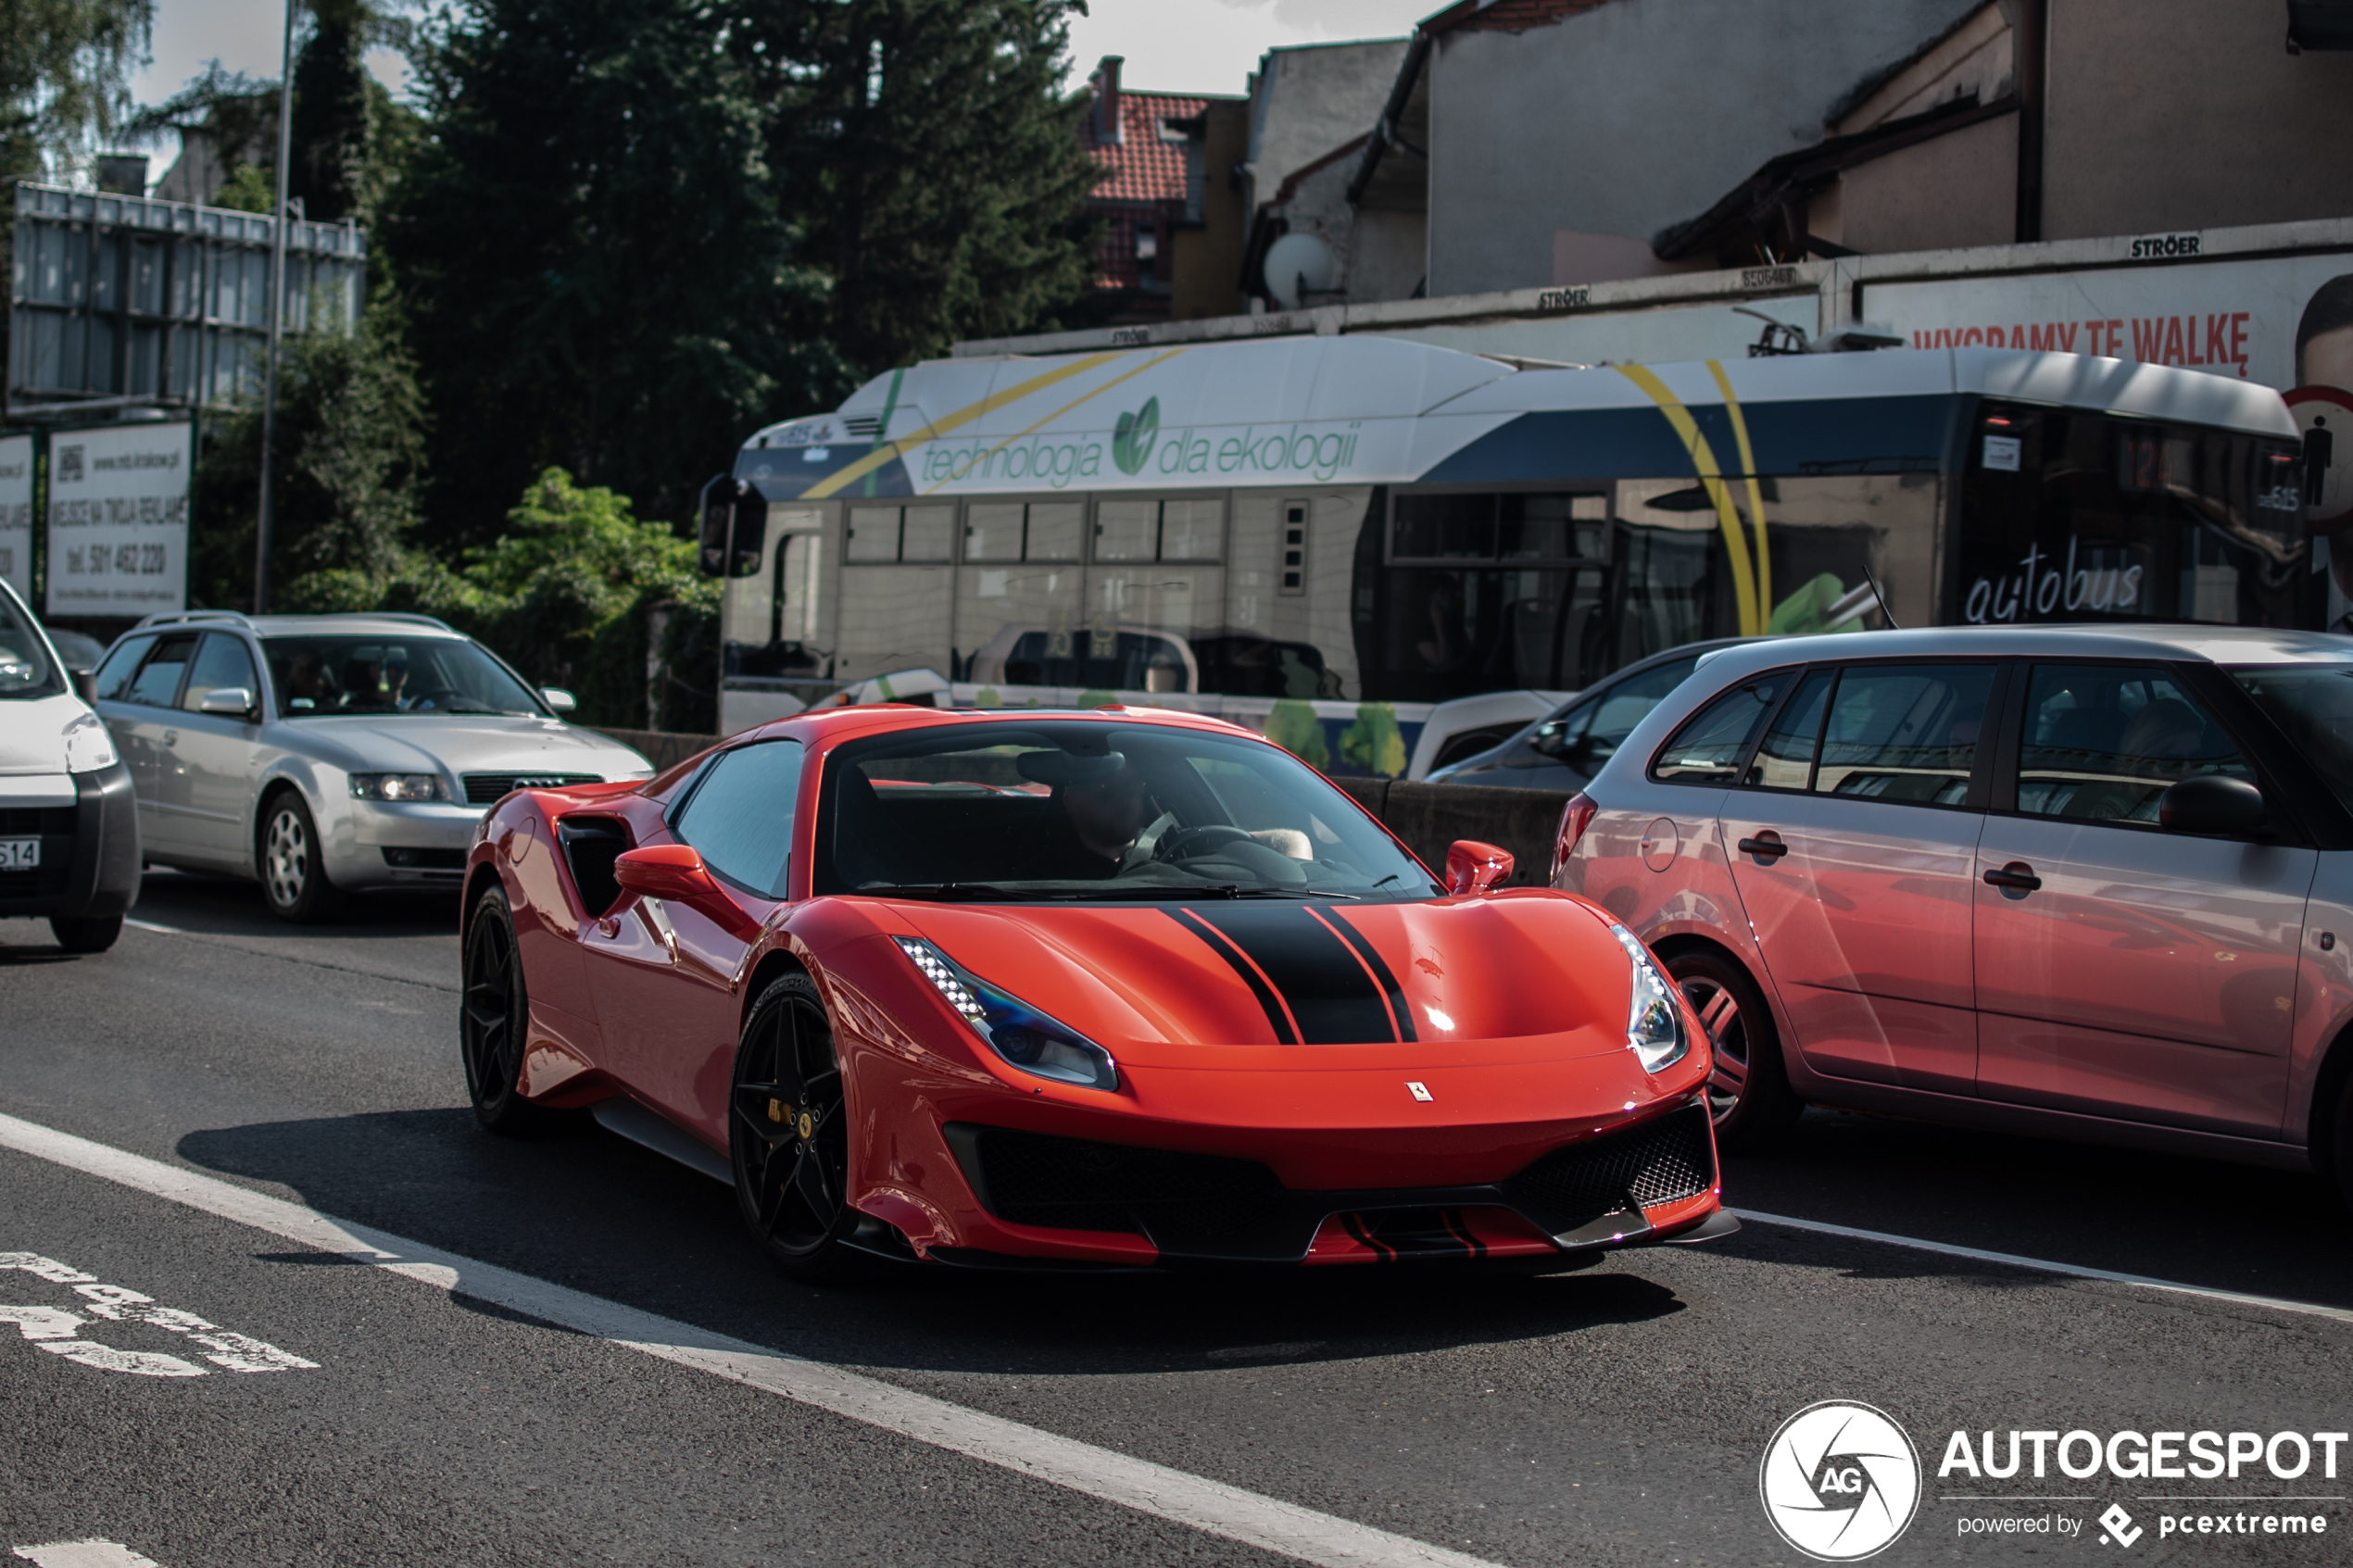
left=1318, top=909, right=1418, bottom=1044
left=1170, top=909, right=1298, bottom=1045
left=1182, top=905, right=1396, bottom=1045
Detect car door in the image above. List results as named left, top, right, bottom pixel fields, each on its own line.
left=163, top=632, right=264, bottom=865
left=95, top=633, right=196, bottom=856
left=1717, top=660, right=1999, bottom=1095
left=1973, top=662, right=2315, bottom=1137
left=585, top=738, right=804, bottom=1134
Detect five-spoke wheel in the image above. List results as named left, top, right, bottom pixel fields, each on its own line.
left=729, top=972, right=865, bottom=1281
left=1665, top=948, right=1800, bottom=1152
left=461, top=884, right=540, bottom=1132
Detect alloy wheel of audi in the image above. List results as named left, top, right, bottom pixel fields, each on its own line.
left=263, top=804, right=308, bottom=909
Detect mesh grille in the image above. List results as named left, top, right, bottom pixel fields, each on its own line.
left=462, top=772, right=598, bottom=806
left=967, top=1128, right=1283, bottom=1236
left=1504, top=1104, right=1716, bottom=1232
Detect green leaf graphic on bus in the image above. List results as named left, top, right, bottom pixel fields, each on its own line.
left=1113, top=398, right=1160, bottom=475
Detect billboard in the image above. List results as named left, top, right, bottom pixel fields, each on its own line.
left=44, top=421, right=191, bottom=617
left=0, top=434, right=29, bottom=602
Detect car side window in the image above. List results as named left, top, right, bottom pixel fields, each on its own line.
left=2014, top=664, right=2252, bottom=825
left=120, top=634, right=197, bottom=708
left=1746, top=670, right=1836, bottom=789
left=1650, top=670, right=1795, bottom=784
left=1586, top=654, right=1705, bottom=765
left=181, top=633, right=258, bottom=713
left=672, top=739, right=807, bottom=898
left=92, top=635, right=156, bottom=701
left=1813, top=665, right=1995, bottom=804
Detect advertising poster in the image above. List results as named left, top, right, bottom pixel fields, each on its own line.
left=0, top=434, right=31, bottom=604
left=44, top=420, right=192, bottom=618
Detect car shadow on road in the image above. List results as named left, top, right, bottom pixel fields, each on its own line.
left=172, top=1107, right=1688, bottom=1377
left=134, top=868, right=460, bottom=940
left=1722, top=1107, right=2353, bottom=1313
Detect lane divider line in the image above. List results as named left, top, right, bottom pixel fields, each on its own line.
left=1735, top=1209, right=2353, bottom=1327
left=0, top=1110, right=1503, bottom=1568
left=12, top=1543, right=165, bottom=1568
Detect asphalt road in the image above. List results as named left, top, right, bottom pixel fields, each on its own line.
left=2, top=870, right=2351, bottom=1567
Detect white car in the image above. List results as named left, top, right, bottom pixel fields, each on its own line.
left=0, top=577, right=140, bottom=951
left=93, top=611, right=654, bottom=921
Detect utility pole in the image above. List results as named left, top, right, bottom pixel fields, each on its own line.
left=254, top=0, right=298, bottom=614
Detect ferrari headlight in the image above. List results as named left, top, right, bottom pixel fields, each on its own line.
left=61, top=710, right=118, bottom=774
left=894, top=936, right=1120, bottom=1092
left=349, top=772, right=447, bottom=802
left=1609, top=922, right=1688, bottom=1073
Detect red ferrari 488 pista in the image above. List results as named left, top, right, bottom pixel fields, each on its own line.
left=459, top=705, right=1732, bottom=1279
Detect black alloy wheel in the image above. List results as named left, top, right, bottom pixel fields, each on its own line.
left=729, top=972, right=868, bottom=1282
left=461, top=884, right=541, bottom=1133
left=1666, top=947, right=1802, bottom=1153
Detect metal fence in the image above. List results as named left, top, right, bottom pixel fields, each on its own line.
left=7, top=181, right=365, bottom=419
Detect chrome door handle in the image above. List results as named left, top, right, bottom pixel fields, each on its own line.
left=1983, top=862, right=2042, bottom=893
left=1737, top=833, right=1789, bottom=860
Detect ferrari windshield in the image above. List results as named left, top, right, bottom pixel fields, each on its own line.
left=260, top=634, right=544, bottom=717
left=815, top=720, right=1441, bottom=902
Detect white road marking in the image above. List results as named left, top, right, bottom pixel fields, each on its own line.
left=0, top=1111, right=1501, bottom=1568
left=120, top=920, right=184, bottom=935
left=13, top=1543, right=164, bottom=1568
left=1736, top=1208, right=2353, bottom=1327
left=0, top=1254, right=318, bottom=1374
left=116, top=920, right=457, bottom=994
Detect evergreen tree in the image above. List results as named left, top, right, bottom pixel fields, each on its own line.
left=289, top=3, right=371, bottom=222
left=388, top=0, right=843, bottom=552
left=732, top=0, right=1099, bottom=375
left=0, top=0, right=153, bottom=183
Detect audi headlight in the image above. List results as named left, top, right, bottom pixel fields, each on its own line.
left=61, top=710, right=118, bottom=774
left=894, top=937, right=1119, bottom=1091
left=349, top=772, right=448, bottom=802
left=1609, top=922, right=1688, bottom=1073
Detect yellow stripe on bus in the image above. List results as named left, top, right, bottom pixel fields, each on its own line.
left=920, top=348, right=1189, bottom=496
left=1705, top=358, right=1773, bottom=621
left=803, top=351, right=1131, bottom=500
left=1614, top=364, right=1761, bottom=637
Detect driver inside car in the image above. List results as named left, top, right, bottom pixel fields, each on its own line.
left=1020, top=747, right=1314, bottom=879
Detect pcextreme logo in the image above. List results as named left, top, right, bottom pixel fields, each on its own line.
left=1760, top=1400, right=1923, bottom=1562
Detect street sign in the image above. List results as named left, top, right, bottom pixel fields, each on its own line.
left=44, top=422, right=192, bottom=617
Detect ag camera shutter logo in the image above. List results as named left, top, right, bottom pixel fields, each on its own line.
left=1760, top=1400, right=1922, bottom=1561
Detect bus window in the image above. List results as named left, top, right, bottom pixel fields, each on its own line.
left=1957, top=402, right=2308, bottom=628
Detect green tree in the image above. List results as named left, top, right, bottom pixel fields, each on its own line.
left=733, top=0, right=1100, bottom=375
left=189, top=294, right=429, bottom=609
left=389, top=0, right=843, bottom=552
left=0, top=0, right=153, bottom=183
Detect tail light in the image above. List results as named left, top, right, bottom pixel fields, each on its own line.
left=1554, top=792, right=1599, bottom=879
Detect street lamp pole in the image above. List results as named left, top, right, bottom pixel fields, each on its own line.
left=254, top=0, right=298, bottom=614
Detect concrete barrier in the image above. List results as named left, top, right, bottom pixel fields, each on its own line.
left=594, top=727, right=1571, bottom=887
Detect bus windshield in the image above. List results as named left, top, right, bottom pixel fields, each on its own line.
left=815, top=721, right=1441, bottom=901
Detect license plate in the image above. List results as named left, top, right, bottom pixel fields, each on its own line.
left=0, top=837, right=37, bottom=871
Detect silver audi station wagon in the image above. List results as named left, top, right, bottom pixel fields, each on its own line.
left=1554, top=624, right=2353, bottom=1206
left=93, top=611, right=652, bottom=921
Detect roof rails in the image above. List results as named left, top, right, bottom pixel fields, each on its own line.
left=134, top=610, right=254, bottom=630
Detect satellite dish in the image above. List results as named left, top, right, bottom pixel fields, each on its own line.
left=1263, top=233, right=1336, bottom=309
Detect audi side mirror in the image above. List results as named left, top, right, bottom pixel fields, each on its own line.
left=1446, top=839, right=1515, bottom=896
left=541, top=687, right=578, bottom=714
left=2158, top=774, right=2266, bottom=836
left=613, top=844, right=721, bottom=902
left=197, top=686, right=255, bottom=718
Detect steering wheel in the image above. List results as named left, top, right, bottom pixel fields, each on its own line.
left=408, top=686, right=462, bottom=709
left=1155, top=825, right=1255, bottom=862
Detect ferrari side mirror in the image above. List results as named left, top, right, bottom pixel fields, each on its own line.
left=1445, top=839, right=1514, bottom=896
left=614, top=844, right=721, bottom=902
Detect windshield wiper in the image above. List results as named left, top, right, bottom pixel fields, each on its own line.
left=853, top=883, right=1026, bottom=901
left=1230, top=887, right=1360, bottom=899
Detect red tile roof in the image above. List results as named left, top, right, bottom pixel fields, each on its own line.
left=1083, top=90, right=1209, bottom=205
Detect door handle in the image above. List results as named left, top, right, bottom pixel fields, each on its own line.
left=1983, top=861, right=2042, bottom=893
left=1737, top=832, right=1789, bottom=860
